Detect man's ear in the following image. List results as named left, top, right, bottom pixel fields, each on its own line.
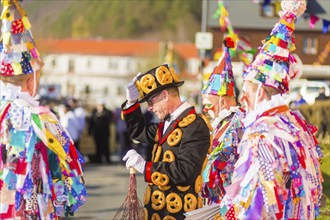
left=259, top=86, right=268, bottom=101
left=220, top=98, right=225, bottom=108
left=163, top=90, right=169, bottom=101
left=26, top=74, right=35, bottom=96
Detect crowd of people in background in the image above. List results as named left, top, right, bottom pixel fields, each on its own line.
left=39, top=97, right=157, bottom=164
left=37, top=80, right=328, bottom=166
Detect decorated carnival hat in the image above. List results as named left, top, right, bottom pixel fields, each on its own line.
left=243, top=0, right=306, bottom=94
left=135, top=64, right=184, bottom=103
left=0, top=0, right=42, bottom=77
left=202, top=36, right=236, bottom=97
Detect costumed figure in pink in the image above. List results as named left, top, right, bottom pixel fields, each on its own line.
left=219, top=0, right=323, bottom=219
left=201, top=37, right=245, bottom=205
left=0, top=0, right=87, bottom=219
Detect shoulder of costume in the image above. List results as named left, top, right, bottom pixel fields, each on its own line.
left=121, top=101, right=140, bottom=115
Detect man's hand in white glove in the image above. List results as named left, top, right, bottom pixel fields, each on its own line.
left=126, top=73, right=141, bottom=105
left=122, top=149, right=146, bottom=174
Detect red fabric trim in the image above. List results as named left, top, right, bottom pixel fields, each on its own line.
left=258, top=105, right=289, bottom=118
left=122, top=102, right=140, bottom=115
left=0, top=103, right=11, bottom=130
left=158, top=122, right=164, bottom=141
left=145, top=162, right=152, bottom=183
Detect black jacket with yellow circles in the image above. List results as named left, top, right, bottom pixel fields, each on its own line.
left=122, top=101, right=210, bottom=220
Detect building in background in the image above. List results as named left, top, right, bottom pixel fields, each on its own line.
left=38, top=39, right=201, bottom=109
left=206, top=0, right=330, bottom=80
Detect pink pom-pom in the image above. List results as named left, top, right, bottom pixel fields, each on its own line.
left=279, top=0, right=306, bottom=17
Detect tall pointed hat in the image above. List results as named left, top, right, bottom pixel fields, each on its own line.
left=0, top=0, right=42, bottom=76
left=243, top=0, right=306, bottom=94
left=202, top=36, right=236, bottom=97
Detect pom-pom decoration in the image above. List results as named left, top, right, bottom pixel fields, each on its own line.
left=279, top=0, right=306, bottom=17
left=224, top=36, right=236, bottom=49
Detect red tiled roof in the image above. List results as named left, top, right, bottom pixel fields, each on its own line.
left=173, top=43, right=199, bottom=60
left=37, top=38, right=199, bottom=59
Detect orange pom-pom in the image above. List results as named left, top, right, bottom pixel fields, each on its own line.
left=223, top=36, right=236, bottom=48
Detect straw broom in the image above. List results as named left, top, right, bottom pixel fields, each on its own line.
left=113, top=167, right=144, bottom=220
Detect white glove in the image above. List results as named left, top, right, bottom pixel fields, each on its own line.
left=126, top=73, right=141, bottom=105
left=122, top=149, right=146, bottom=174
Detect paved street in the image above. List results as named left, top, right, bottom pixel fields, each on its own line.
left=66, top=163, right=145, bottom=220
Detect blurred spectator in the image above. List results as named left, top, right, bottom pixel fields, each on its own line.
left=316, top=88, right=329, bottom=101
left=291, top=93, right=307, bottom=109
left=114, top=107, right=132, bottom=163
left=68, top=98, right=86, bottom=151
left=59, top=103, right=80, bottom=150
left=140, top=109, right=156, bottom=161
left=315, top=88, right=329, bottom=139
left=89, top=100, right=113, bottom=163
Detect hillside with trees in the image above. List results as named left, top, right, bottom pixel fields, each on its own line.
left=22, top=0, right=202, bottom=42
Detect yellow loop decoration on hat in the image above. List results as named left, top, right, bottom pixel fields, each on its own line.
left=170, top=66, right=180, bottom=82
left=156, top=65, right=173, bottom=85
left=151, top=172, right=169, bottom=187
left=166, top=193, right=182, bottom=213
left=183, top=193, right=197, bottom=212
left=178, top=114, right=196, bottom=127
left=140, top=74, right=157, bottom=94
left=135, top=80, right=144, bottom=98
left=151, top=190, right=166, bottom=210
left=167, top=128, right=182, bottom=147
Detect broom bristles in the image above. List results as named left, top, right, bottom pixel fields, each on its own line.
left=113, top=170, right=144, bottom=220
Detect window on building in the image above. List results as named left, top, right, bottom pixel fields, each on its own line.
left=69, top=59, right=75, bottom=73
left=51, top=58, right=56, bottom=67
left=109, top=60, right=119, bottom=70
left=117, top=86, right=124, bottom=95
left=303, top=37, right=318, bottom=55
left=260, top=3, right=276, bottom=18
left=126, top=61, right=131, bottom=72
left=87, top=58, right=91, bottom=69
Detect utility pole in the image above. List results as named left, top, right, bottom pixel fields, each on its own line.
left=195, top=0, right=212, bottom=112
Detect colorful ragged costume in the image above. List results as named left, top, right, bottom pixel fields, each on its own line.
left=220, top=95, right=323, bottom=219
left=0, top=83, right=87, bottom=219
left=219, top=0, right=323, bottom=219
left=201, top=106, right=244, bottom=205
left=201, top=37, right=245, bottom=205
left=0, top=0, right=87, bottom=219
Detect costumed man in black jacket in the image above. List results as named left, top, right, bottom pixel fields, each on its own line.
left=122, top=64, right=211, bottom=220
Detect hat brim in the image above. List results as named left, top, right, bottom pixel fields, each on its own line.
left=139, top=81, right=184, bottom=103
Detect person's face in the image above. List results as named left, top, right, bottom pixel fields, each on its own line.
left=202, top=94, right=220, bottom=119
left=26, top=71, right=41, bottom=97
left=96, top=103, right=104, bottom=112
left=240, top=80, right=257, bottom=113
left=147, top=90, right=168, bottom=120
